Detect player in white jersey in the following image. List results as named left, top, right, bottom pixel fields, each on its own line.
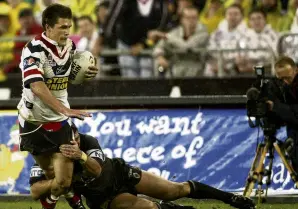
left=17, top=4, right=98, bottom=209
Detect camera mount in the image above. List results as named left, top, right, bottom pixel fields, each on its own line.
left=243, top=66, right=298, bottom=204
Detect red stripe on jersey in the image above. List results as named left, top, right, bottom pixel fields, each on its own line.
left=35, top=34, right=72, bottom=59
left=34, top=34, right=42, bottom=41
left=40, top=36, right=60, bottom=57
left=24, top=69, right=41, bottom=78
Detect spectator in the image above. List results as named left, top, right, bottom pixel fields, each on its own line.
left=289, top=0, right=298, bottom=16
left=0, top=3, right=15, bottom=81
left=165, top=0, right=196, bottom=31
left=235, top=8, right=278, bottom=74
left=205, top=4, right=248, bottom=77
left=200, top=0, right=225, bottom=33
left=224, top=0, right=253, bottom=17
left=93, top=0, right=120, bottom=77
left=281, top=8, right=298, bottom=63
left=291, top=8, right=298, bottom=32
left=95, top=0, right=109, bottom=29
left=76, top=16, right=98, bottom=52
left=34, top=0, right=55, bottom=25
left=153, top=6, right=209, bottom=77
left=258, top=0, right=293, bottom=32
left=68, top=0, right=97, bottom=22
left=4, top=8, right=43, bottom=74
left=6, top=0, right=32, bottom=33
left=95, top=0, right=169, bottom=78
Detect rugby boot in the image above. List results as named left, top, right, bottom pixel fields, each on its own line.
left=228, top=194, right=256, bottom=209
left=66, top=194, right=86, bottom=209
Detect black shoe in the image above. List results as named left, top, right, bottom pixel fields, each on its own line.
left=229, top=195, right=256, bottom=209
left=159, top=201, right=195, bottom=209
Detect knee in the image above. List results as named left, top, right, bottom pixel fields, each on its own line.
left=44, top=166, right=55, bottom=179
left=146, top=201, right=158, bottom=209
left=55, top=177, right=72, bottom=189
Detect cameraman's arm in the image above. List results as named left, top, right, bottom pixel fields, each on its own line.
left=271, top=101, right=298, bottom=127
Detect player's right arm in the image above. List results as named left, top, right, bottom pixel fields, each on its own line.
left=30, top=81, right=90, bottom=120
left=21, top=44, right=90, bottom=120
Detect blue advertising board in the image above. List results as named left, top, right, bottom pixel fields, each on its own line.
left=0, top=109, right=295, bottom=195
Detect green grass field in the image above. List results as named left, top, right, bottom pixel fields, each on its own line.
left=0, top=199, right=297, bottom=209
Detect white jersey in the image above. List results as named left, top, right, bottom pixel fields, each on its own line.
left=17, top=32, right=76, bottom=122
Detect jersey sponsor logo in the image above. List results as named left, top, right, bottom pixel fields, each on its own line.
left=30, top=167, right=44, bottom=177
left=23, top=57, right=40, bottom=68
left=55, top=66, right=65, bottom=75
left=86, top=149, right=105, bottom=162
left=45, top=76, right=68, bottom=90
left=47, top=54, right=56, bottom=67
left=128, top=167, right=140, bottom=179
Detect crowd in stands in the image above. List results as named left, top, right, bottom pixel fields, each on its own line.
left=1, top=0, right=298, bottom=80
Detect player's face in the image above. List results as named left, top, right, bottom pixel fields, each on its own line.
left=46, top=18, right=72, bottom=46
left=275, top=65, right=297, bottom=85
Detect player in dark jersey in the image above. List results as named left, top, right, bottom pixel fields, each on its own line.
left=30, top=125, right=255, bottom=209
left=30, top=128, right=194, bottom=209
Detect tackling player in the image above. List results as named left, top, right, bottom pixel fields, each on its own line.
left=30, top=125, right=256, bottom=209
left=17, top=4, right=98, bottom=209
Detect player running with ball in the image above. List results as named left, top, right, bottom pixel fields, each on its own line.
left=17, top=4, right=98, bottom=209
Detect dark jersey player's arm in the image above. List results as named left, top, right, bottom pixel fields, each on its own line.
left=80, top=134, right=105, bottom=177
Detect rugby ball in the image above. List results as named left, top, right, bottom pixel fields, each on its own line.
left=69, top=50, right=96, bottom=85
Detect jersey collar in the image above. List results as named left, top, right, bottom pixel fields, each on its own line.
left=42, top=32, right=58, bottom=46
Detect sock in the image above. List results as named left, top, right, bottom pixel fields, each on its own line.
left=187, top=180, right=234, bottom=203
left=49, top=194, right=59, bottom=201
left=65, top=191, right=81, bottom=207
left=64, top=190, right=74, bottom=199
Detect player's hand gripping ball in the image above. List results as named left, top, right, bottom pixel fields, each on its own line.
left=69, top=51, right=99, bottom=84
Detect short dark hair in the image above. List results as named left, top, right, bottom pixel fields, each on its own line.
left=225, top=3, right=244, bottom=16
left=42, top=4, right=72, bottom=29
left=249, top=8, right=267, bottom=19
left=77, top=15, right=94, bottom=24
left=275, top=56, right=296, bottom=69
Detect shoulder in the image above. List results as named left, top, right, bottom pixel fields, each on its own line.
left=80, top=133, right=100, bottom=150
left=23, top=34, right=47, bottom=55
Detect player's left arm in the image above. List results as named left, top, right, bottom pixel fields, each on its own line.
left=85, top=64, right=99, bottom=79
left=59, top=140, right=102, bottom=177
left=71, top=40, right=99, bottom=80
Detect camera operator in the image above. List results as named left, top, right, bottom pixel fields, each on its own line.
left=267, top=56, right=298, bottom=172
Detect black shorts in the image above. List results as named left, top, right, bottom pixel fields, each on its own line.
left=19, top=119, right=72, bottom=155
left=83, top=158, right=142, bottom=209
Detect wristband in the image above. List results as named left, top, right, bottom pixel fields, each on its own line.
left=80, top=152, right=88, bottom=163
